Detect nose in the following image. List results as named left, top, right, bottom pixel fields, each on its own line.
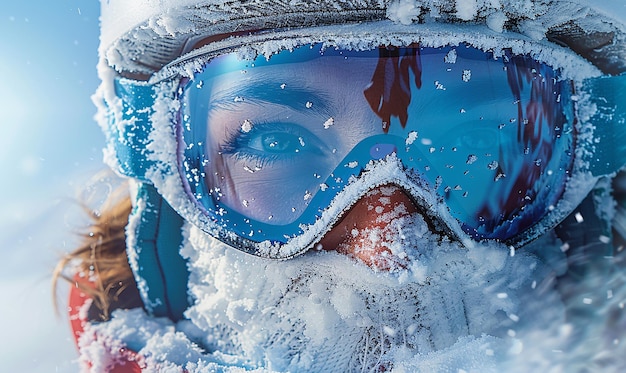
left=318, top=184, right=420, bottom=271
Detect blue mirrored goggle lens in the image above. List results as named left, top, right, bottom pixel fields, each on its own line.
left=179, top=43, right=575, bottom=244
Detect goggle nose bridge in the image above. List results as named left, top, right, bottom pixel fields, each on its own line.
left=337, top=134, right=427, bottom=173
left=318, top=133, right=440, bottom=214
left=369, top=142, right=398, bottom=160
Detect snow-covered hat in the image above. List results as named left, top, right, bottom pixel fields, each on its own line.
left=99, top=0, right=626, bottom=76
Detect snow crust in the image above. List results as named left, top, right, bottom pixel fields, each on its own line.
left=100, top=0, right=626, bottom=57
left=181, top=223, right=562, bottom=372
left=97, top=0, right=626, bottom=77
left=154, top=21, right=601, bottom=83
left=79, top=219, right=626, bottom=372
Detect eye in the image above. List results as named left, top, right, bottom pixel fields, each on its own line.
left=250, top=132, right=304, bottom=154
left=221, top=121, right=326, bottom=165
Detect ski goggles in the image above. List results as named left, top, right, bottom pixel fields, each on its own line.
left=107, top=42, right=626, bottom=258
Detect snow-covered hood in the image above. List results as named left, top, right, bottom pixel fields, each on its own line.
left=99, top=0, right=626, bottom=75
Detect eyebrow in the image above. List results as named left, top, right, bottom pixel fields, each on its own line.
left=205, top=74, right=335, bottom=117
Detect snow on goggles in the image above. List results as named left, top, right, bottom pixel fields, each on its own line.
left=109, top=42, right=626, bottom=258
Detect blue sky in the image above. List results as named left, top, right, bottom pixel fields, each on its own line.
left=0, top=1, right=102, bottom=217
left=0, top=1, right=102, bottom=371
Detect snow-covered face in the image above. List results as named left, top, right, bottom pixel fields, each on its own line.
left=178, top=46, right=571, bottom=370
left=182, top=221, right=567, bottom=372
left=184, top=44, right=574, bottom=261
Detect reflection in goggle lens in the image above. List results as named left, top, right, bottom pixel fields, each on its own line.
left=179, top=43, right=575, bottom=246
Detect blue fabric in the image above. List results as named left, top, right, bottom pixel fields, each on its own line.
left=129, top=182, right=190, bottom=321
left=105, top=79, right=156, bottom=181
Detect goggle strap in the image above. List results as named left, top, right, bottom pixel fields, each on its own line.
left=127, top=182, right=190, bottom=321
left=108, top=79, right=157, bottom=181
left=111, top=72, right=626, bottom=180
left=584, top=73, right=626, bottom=176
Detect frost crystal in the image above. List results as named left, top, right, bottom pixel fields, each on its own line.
left=243, top=165, right=261, bottom=173
left=387, top=0, right=421, bottom=25
left=462, top=69, right=472, bottom=82
left=323, top=117, right=335, bottom=129
left=486, top=11, right=508, bottom=33
left=405, top=131, right=418, bottom=146
left=575, top=212, right=584, bottom=223
left=241, top=119, right=253, bottom=133
left=455, top=0, right=478, bottom=21
left=444, top=49, right=457, bottom=64
left=346, top=161, right=359, bottom=169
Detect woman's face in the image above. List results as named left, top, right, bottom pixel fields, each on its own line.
left=203, top=55, right=384, bottom=225
left=200, top=50, right=527, bottom=219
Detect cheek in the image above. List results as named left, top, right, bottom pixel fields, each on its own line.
left=209, top=155, right=339, bottom=225
left=218, top=163, right=311, bottom=223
